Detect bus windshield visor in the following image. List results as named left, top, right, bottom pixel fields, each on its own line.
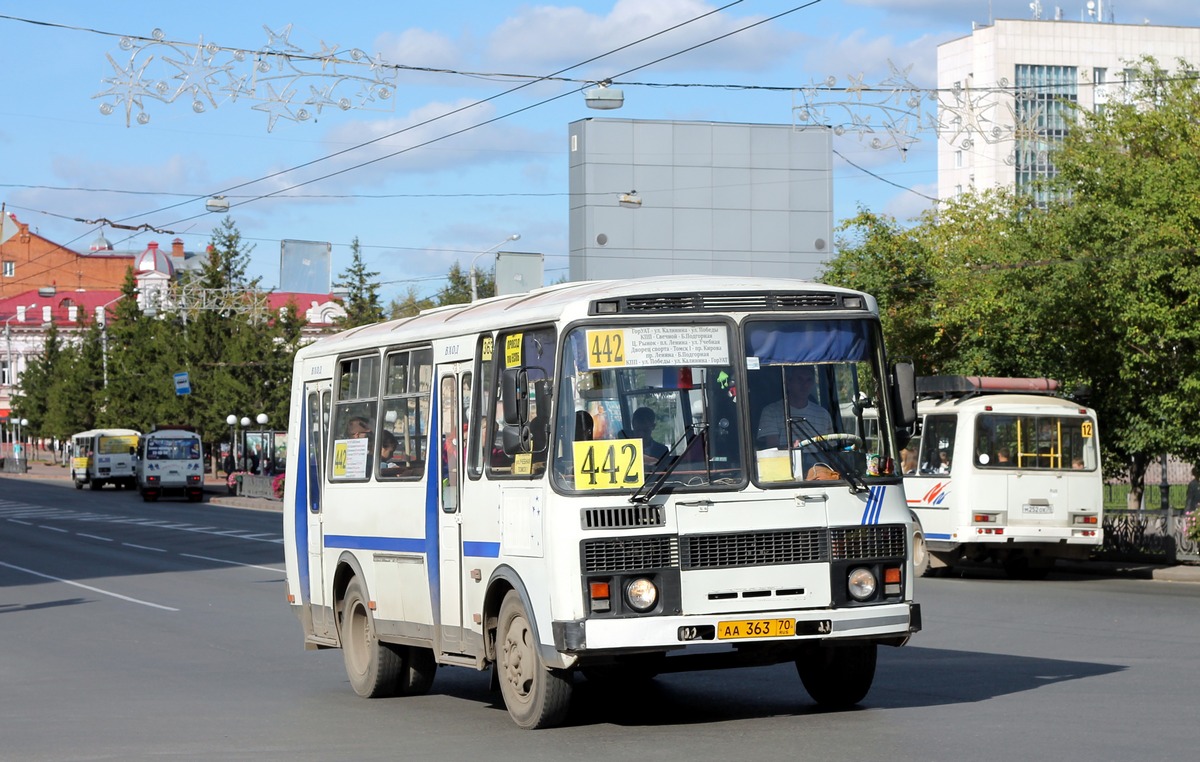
left=552, top=324, right=743, bottom=493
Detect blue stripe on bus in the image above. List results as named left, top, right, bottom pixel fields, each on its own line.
left=293, top=395, right=310, bottom=604
left=926, top=532, right=953, bottom=540
left=860, top=485, right=884, bottom=525
left=324, top=535, right=427, bottom=553
left=463, top=541, right=501, bottom=558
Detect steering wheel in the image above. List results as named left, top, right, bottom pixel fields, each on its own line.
left=795, top=433, right=864, bottom=450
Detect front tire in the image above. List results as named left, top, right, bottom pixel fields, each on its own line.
left=339, top=576, right=402, bottom=698
left=496, top=590, right=572, bottom=729
left=912, top=527, right=931, bottom=577
left=796, top=641, right=877, bottom=709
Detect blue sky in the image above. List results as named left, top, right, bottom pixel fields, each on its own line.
left=1, top=1, right=1194, bottom=304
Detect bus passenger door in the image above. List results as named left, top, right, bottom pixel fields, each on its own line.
left=305, top=381, right=335, bottom=639
left=436, top=363, right=469, bottom=654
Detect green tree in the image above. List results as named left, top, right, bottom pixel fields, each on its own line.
left=334, top=237, right=386, bottom=328
left=437, top=261, right=491, bottom=305
left=388, top=285, right=435, bottom=319
left=1047, top=57, right=1200, bottom=504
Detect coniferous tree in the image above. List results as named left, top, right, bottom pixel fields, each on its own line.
left=334, top=237, right=386, bottom=328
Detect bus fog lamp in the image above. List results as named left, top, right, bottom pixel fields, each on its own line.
left=625, top=578, right=658, bottom=612
left=847, top=567, right=877, bottom=601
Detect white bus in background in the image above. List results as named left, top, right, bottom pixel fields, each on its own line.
left=282, top=275, right=921, bottom=729
left=905, top=376, right=1103, bottom=579
left=69, top=428, right=140, bottom=490
left=136, top=426, right=205, bottom=502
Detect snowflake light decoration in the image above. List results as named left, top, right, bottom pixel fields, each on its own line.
left=93, top=25, right=399, bottom=131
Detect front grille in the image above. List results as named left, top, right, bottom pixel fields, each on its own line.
left=583, top=536, right=679, bottom=573
left=607, top=291, right=853, bottom=315
left=582, top=505, right=666, bottom=529
left=680, top=529, right=828, bottom=570
left=830, top=524, right=907, bottom=560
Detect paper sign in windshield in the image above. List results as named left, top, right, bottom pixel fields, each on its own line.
left=585, top=326, right=728, bottom=369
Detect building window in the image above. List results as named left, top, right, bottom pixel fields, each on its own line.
left=2, top=260, right=13, bottom=278
left=1, top=357, right=9, bottom=386
left=955, top=150, right=963, bottom=168
left=1014, top=63, right=1078, bottom=206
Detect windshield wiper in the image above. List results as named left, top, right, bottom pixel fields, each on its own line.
left=630, top=424, right=709, bottom=504
left=786, top=415, right=868, bottom=494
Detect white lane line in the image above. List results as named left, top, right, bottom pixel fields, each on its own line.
left=180, top=553, right=283, bottom=573
left=77, top=533, right=114, bottom=542
left=39, top=526, right=70, bottom=533
left=0, top=560, right=179, bottom=612
left=9, top=519, right=33, bottom=526
left=122, top=542, right=167, bottom=553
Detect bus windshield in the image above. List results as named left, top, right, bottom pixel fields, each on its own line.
left=745, top=318, right=893, bottom=486
left=145, top=437, right=201, bottom=461
left=552, top=323, right=743, bottom=493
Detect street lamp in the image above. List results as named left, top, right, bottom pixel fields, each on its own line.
left=470, top=234, right=520, bottom=302
left=97, top=296, right=125, bottom=388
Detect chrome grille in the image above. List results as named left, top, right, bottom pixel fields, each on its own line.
left=680, top=529, right=828, bottom=570
left=582, top=505, right=665, bottom=529
left=583, top=536, right=679, bottom=573
left=830, top=524, right=907, bottom=560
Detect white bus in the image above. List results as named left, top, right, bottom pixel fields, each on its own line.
left=70, top=428, right=140, bottom=490
left=282, top=275, right=921, bottom=728
left=905, top=376, right=1103, bottom=579
left=136, top=426, right=205, bottom=502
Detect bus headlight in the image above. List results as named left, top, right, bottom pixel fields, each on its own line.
left=625, top=578, right=659, bottom=612
left=847, top=567, right=877, bottom=601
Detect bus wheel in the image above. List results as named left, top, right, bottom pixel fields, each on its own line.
left=796, top=641, right=876, bottom=709
left=399, top=646, right=437, bottom=695
left=74, top=480, right=83, bottom=490
left=497, top=590, right=572, bottom=729
left=912, top=528, right=931, bottom=578
left=339, top=576, right=402, bottom=698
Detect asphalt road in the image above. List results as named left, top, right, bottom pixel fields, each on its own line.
left=2, top=475, right=1199, bottom=761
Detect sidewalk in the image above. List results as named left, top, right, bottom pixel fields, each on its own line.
left=5, top=458, right=283, bottom=513
left=4, top=458, right=1198, bottom=580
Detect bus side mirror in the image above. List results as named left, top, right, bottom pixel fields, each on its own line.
left=502, top=368, right=529, bottom=425
left=891, top=361, right=917, bottom=427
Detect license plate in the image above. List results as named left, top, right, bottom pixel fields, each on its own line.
left=1022, top=504, right=1054, bottom=514
left=716, top=618, right=795, bottom=640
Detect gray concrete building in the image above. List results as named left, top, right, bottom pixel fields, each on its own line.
left=568, top=118, right=833, bottom=282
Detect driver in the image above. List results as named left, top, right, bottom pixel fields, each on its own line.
left=756, top=365, right=834, bottom=449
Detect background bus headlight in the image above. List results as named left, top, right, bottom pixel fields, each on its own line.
left=847, top=567, right=877, bottom=601
left=625, top=578, right=659, bottom=612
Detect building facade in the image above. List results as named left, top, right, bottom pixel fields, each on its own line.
left=937, top=18, right=1200, bottom=203
left=568, top=118, right=834, bottom=281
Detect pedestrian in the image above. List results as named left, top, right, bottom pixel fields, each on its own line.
left=1186, top=465, right=1200, bottom=513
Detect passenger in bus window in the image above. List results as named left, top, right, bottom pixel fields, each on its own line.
left=378, top=430, right=402, bottom=476
left=756, top=366, right=833, bottom=449
left=936, top=450, right=952, bottom=473
left=995, top=447, right=1012, bottom=466
left=630, top=407, right=669, bottom=460
left=901, top=447, right=918, bottom=475
left=347, top=417, right=372, bottom=440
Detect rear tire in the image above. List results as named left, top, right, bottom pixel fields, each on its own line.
left=74, top=480, right=83, bottom=490
left=399, top=646, right=437, bottom=695
left=339, top=577, right=401, bottom=698
left=796, top=641, right=877, bottom=709
left=497, top=590, right=572, bottom=729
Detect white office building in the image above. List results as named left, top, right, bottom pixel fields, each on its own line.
left=937, top=17, right=1200, bottom=203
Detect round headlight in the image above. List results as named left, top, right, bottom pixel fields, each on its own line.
left=847, top=567, right=877, bottom=601
left=625, top=578, right=659, bottom=612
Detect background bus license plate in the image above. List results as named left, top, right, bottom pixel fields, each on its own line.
left=717, top=618, right=795, bottom=640
left=1022, top=504, right=1054, bottom=514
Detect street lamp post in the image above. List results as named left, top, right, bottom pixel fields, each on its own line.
left=97, top=296, right=127, bottom=388
left=470, top=234, right=520, bottom=302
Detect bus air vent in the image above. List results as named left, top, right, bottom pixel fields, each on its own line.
left=582, top=505, right=666, bottom=529
left=680, top=529, right=828, bottom=570
left=582, top=536, right=679, bottom=573
left=829, top=524, right=907, bottom=560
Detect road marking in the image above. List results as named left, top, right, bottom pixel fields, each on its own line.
left=0, top=560, right=179, bottom=612
left=39, top=525, right=69, bottom=533
left=77, top=533, right=114, bottom=542
left=122, top=542, right=167, bottom=553
left=180, top=553, right=283, bottom=573
left=9, top=519, right=33, bottom=526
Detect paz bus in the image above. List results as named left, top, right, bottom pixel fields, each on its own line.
left=905, top=376, right=1103, bottom=579
left=282, top=275, right=921, bottom=729
left=69, top=428, right=140, bottom=490
left=136, top=426, right=205, bottom=502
